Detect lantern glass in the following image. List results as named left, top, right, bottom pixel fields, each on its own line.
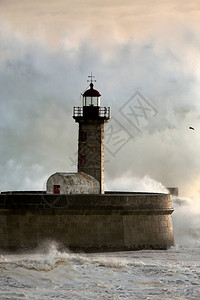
left=83, top=96, right=100, bottom=106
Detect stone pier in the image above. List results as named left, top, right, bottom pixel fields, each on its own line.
left=0, top=192, right=174, bottom=252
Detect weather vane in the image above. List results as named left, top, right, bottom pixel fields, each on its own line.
left=87, top=72, right=96, bottom=84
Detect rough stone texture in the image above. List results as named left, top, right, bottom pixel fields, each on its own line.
left=77, top=121, right=105, bottom=194
left=0, top=193, right=174, bottom=252
left=46, top=172, right=100, bottom=194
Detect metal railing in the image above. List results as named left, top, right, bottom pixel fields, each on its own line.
left=73, top=107, right=83, bottom=117
left=73, top=107, right=110, bottom=119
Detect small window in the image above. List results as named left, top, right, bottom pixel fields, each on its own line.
left=79, top=130, right=87, bottom=142
left=54, top=185, right=60, bottom=194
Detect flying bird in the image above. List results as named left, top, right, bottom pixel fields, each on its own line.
left=189, top=126, right=195, bottom=130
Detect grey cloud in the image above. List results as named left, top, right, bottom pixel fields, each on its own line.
left=0, top=22, right=200, bottom=197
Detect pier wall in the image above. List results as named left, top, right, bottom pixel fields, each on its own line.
left=0, top=193, right=174, bottom=252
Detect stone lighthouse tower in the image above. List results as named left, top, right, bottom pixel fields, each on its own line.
left=73, top=75, right=110, bottom=194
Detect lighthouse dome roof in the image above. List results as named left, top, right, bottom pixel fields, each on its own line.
left=83, top=83, right=101, bottom=97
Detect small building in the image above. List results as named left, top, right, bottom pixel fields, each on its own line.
left=167, top=187, right=179, bottom=197
left=46, top=172, right=100, bottom=194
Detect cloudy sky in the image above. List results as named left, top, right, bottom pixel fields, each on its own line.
left=1, top=0, right=200, bottom=197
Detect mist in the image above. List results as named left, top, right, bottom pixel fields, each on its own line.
left=0, top=2, right=200, bottom=197
left=173, top=197, right=200, bottom=247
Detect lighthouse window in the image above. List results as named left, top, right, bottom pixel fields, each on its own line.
left=85, top=97, right=91, bottom=106
left=83, top=96, right=100, bottom=106
left=85, top=97, right=100, bottom=106
left=92, top=97, right=97, bottom=106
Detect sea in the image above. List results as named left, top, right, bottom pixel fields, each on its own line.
left=0, top=196, right=200, bottom=300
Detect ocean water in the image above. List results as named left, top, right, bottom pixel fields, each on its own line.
left=0, top=197, right=200, bottom=300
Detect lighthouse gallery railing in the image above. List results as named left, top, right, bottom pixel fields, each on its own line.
left=73, top=107, right=110, bottom=119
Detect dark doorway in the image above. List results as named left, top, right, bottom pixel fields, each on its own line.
left=53, top=185, right=60, bottom=194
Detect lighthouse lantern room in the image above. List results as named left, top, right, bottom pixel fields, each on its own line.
left=83, top=82, right=101, bottom=106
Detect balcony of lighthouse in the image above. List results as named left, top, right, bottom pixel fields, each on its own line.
left=73, top=106, right=110, bottom=122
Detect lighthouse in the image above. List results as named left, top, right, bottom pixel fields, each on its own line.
left=0, top=75, right=174, bottom=252
left=73, top=75, right=110, bottom=194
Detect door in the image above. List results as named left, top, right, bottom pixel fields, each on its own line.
left=53, top=185, right=60, bottom=194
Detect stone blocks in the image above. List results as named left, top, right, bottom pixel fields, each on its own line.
left=0, top=192, right=174, bottom=252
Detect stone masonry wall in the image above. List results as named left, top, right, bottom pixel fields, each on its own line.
left=0, top=193, right=174, bottom=252
left=78, top=122, right=105, bottom=193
